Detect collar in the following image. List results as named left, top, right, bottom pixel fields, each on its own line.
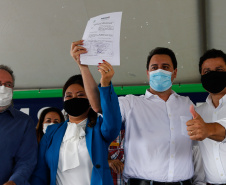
left=64, top=118, right=88, bottom=141
left=206, top=93, right=226, bottom=108
left=0, top=104, right=15, bottom=118
left=144, top=89, right=178, bottom=100
left=68, top=118, right=88, bottom=127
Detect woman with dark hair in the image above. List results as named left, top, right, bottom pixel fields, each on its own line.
left=30, top=69, right=121, bottom=184
left=36, top=107, right=65, bottom=143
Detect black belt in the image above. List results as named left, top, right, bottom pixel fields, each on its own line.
left=128, top=178, right=192, bottom=185
left=207, top=183, right=226, bottom=185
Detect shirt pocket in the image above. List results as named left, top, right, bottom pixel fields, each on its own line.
left=180, top=116, right=192, bottom=138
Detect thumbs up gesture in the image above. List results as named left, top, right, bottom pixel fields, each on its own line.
left=186, top=105, right=209, bottom=141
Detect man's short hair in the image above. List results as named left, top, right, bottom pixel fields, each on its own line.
left=146, top=47, right=177, bottom=70
left=0, top=65, right=15, bottom=86
left=199, top=49, right=226, bottom=74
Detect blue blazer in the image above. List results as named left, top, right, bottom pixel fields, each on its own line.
left=30, top=84, right=121, bottom=185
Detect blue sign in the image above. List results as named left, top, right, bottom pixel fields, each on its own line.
left=14, top=97, right=64, bottom=124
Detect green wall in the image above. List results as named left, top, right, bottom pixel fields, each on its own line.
left=13, top=84, right=206, bottom=99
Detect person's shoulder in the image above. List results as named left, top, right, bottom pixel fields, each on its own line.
left=45, top=121, right=66, bottom=135
left=196, top=102, right=208, bottom=111
left=118, top=94, right=143, bottom=105
left=7, top=107, right=36, bottom=129
left=119, top=94, right=144, bottom=100
left=173, top=94, right=194, bottom=108
left=48, top=122, right=63, bottom=130
left=11, top=107, right=33, bottom=121
left=174, top=93, right=192, bottom=102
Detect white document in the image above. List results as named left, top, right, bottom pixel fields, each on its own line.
left=80, top=12, right=122, bottom=66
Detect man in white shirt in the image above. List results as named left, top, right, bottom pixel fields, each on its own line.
left=70, top=40, right=204, bottom=185
left=186, top=49, right=226, bottom=185
left=119, top=47, right=202, bottom=185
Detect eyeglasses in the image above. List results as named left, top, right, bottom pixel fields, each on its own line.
left=0, top=82, right=13, bottom=88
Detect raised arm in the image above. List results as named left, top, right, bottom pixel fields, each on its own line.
left=70, top=41, right=121, bottom=141
left=70, top=40, right=101, bottom=113
left=97, top=60, right=114, bottom=87
left=98, top=61, right=121, bottom=142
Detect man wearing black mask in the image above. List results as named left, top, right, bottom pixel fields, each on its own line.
left=186, top=49, right=226, bottom=185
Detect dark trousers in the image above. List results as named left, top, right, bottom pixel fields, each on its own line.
left=128, top=178, right=192, bottom=185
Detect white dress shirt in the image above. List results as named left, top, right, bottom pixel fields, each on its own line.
left=196, top=94, right=226, bottom=184
left=119, top=90, right=194, bottom=182
left=56, top=119, right=93, bottom=185
left=192, top=141, right=206, bottom=185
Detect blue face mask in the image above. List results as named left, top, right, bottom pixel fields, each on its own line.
left=149, top=69, right=173, bottom=92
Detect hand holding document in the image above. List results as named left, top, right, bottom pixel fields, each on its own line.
left=80, top=12, right=122, bottom=66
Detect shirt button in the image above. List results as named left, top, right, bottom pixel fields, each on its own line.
left=96, top=164, right=101, bottom=168
left=221, top=174, right=223, bottom=176
left=171, top=155, right=174, bottom=158
left=171, top=128, right=174, bottom=131
left=216, top=158, right=219, bottom=160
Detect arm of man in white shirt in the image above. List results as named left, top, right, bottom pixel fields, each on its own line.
left=186, top=105, right=226, bottom=142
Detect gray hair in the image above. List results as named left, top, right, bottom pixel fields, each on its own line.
left=0, top=65, right=15, bottom=86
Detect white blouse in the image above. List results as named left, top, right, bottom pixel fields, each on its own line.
left=56, top=119, right=93, bottom=185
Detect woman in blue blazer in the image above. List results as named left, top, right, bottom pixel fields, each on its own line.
left=30, top=72, right=121, bottom=185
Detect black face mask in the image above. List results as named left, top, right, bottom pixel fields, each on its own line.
left=201, top=71, right=226, bottom=94
left=64, top=98, right=90, bottom=117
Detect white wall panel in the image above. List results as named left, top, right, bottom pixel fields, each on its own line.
left=0, top=0, right=215, bottom=89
